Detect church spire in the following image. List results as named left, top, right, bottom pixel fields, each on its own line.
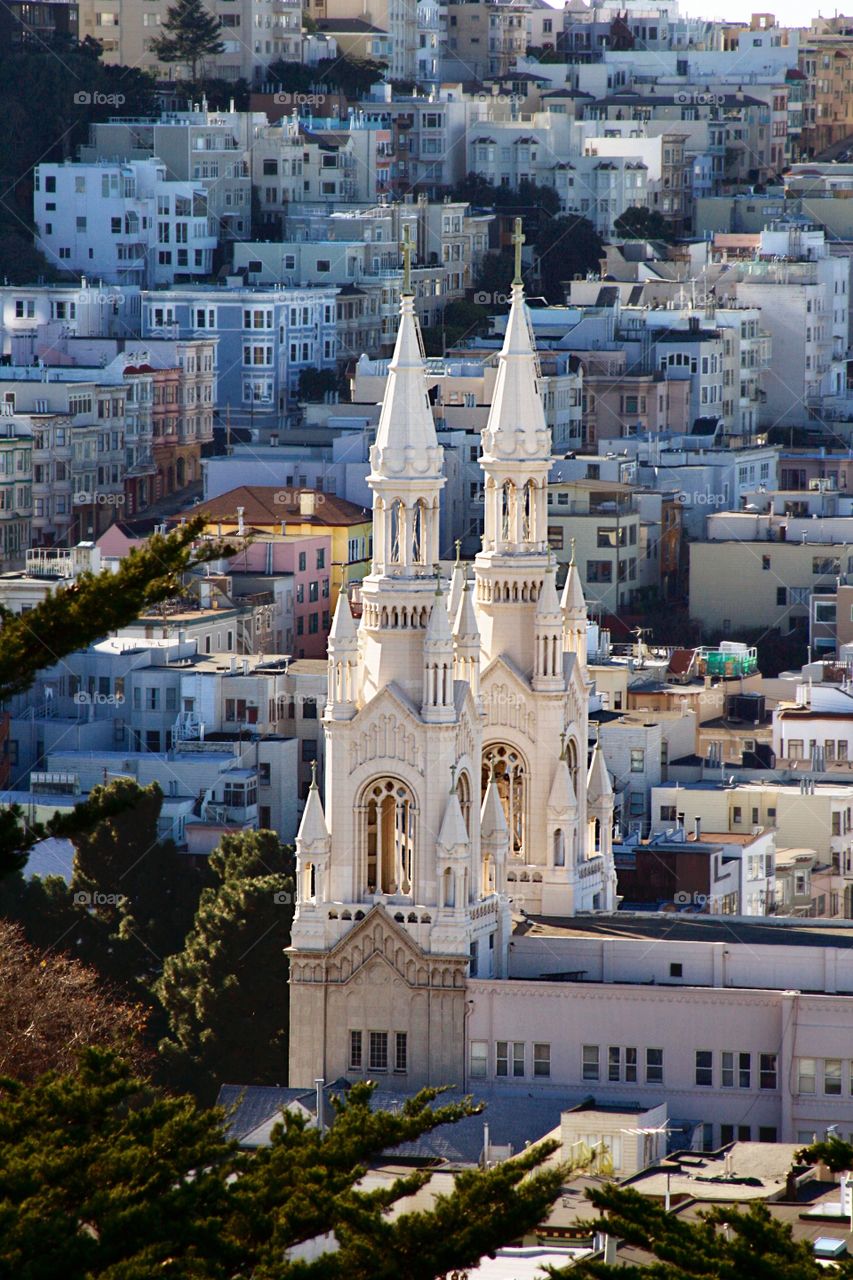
left=533, top=554, right=564, bottom=691
left=422, top=574, right=455, bottom=723
left=452, top=567, right=480, bottom=698
left=560, top=539, right=588, bottom=667
left=326, top=586, right=358, bottom=719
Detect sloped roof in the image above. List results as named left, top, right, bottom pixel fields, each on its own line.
left=186, top=486, right=370, bottom=527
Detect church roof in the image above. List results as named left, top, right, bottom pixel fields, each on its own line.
left=482, top=280, right=548, bottom=461
left=548, top=755, right=578, bottom=814
left=296, top=769, right=329, bottom=846
left=437, top=787, right=469, bottom=851
left=587, top=741, right=614, bottom=806
left=329, top=587, right=356, bottom=641
left=372, top=292, right=439, bottom=476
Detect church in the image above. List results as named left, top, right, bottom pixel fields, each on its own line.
left=287, top=236, right=616, bottom=1090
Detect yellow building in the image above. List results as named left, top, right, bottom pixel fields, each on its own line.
left=184, top=486, right=372, bottom=609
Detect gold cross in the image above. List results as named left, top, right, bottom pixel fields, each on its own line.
left=401, top=224, right=414, bottom=296
left=512, top=216, right=525, bottom=286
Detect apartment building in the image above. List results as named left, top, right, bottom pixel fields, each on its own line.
left=34, top=160, right=217, bottom=288
left=0, top=282, right=142, bottom=362
left=142, top=284, right=337, bottom=431
left=615, top=826, right=776, bottom=915
left=81, top=111, right=259, bottom=242
left=442, top=0, right=529, bottom=80
left=0, top=411, right=33, bottom=568
left=78, top=0, right=302, bottom=83
left=598, top=707, right=696, bottom=835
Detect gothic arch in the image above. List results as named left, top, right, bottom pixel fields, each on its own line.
left=456, top=769, right=472, bottom=834
left=359, top=776, right=417, bottom=898
left=500, top=480, right=516, bottom=543
left=390, top=499, right=405, bottom=565
left=412, top=498, right=427, bottom=565
left=566, top=736, right=579, bottom=796
left=482, top=742, right=527, bottom=857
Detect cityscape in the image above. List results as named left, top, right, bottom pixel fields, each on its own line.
left=7, top=0, right=853, bottom=1275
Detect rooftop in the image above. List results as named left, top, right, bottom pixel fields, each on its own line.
left=514, top=912, right=853, bottom=950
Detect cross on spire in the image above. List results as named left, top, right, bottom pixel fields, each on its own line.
left=512, top=216, right=525, bottom=286
left=401, top=224, right=414, bottom=296
left=570, top=536, right=576, bottom=565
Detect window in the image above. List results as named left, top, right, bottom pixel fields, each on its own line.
left=625, top=1047, right=638, bottom=1083
left=496, top=1041, right=509, bottom=1076
left=696, top=1050, right=713, bottom=1086
left=738, top=1052, right=751, bottom=1089
left=349, top=1030, right=362, bottom=1069
left=722, top=1051, right=735, bottom=1088
left=470, top=1041, right=488, bottom=1079
left=777, top=587, right=787, bottom=606
left=608, top=1046, right=621, bottom=1081
left=395, top=1032, right=408, bottom=1073
left=582, top=1045, right=600, bottom=1081
left=825, top=1058, right=842, bottom=1095
left=670, top=963, right=683, bottom=978
left=302, top=698, right=317, bottom=719
left=369, top=1031, right=388, bottom=1071
left=316, top=548, right=325, bottom=570
left=630, top=748, right=645, bottom=773
left=758, top=1049, right=773, bottom=1090
left=646, top=1048, right=664, bottom=1084
left=513, top=1042, right=525, bottom=1077
left=534, top=1044, right=551, bottom=1078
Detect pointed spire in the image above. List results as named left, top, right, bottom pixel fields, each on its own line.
left=548, top=753, right=578, bottom=815
left=426, top=578, right=453, bottom=644
left=329, top=586, right=356, bottom=641
left=587, top=741, right=613, bottom=807
left=371, top=291, right=439, bottom=475
left=481, top=270, right=548, bottom=462
left=453, top=568, right=477, bottom=635
left=480, top=760, right=509, bottom=845
left=437, top=784, right=469, bottom=852
left=536, top=556, right=561, bottom=618
left=448, top=541, right=464, bottom=621
left=560, top=555, right=587, bottom=618
left=296, top=761, right=330, bottom=847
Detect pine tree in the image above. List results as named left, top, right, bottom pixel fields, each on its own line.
left=0, top=1050, right=566, bottom=1279
left=157, top=831, right=296, bottom=1097
left=0, top=517, right=232, bottom=877
left=150, top=0, right=226, bottom=82
left=563, top=1181, right=853, bottom=1278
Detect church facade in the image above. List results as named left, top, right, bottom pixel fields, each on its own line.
left=287, top=262, right=616, bottom=1091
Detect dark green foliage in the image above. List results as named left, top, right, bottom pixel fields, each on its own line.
left=149, top=0, right=225, bottom=81
left=157, top=831, right=296, bottom=1097
left=535, top=215, right=603, bottom=304
left=0, top=1049, right=565, bottom=1279
left=298, top=368, right=340, bottom=402
left=797, top=1136, right=853, bottom=1173
left=613, top=206, right=676, bottom=243
left=560, top=1181, right=853, bottom=1278
left=421, top=299, right=491, bottom=355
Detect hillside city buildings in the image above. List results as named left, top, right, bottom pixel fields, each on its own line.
left=16, top=0, right=853, bottom=1227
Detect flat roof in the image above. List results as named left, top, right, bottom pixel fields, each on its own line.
left=515, top=912, right=853, bottom=950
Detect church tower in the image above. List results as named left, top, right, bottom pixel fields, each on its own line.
left=288, top=232, right=510, bottom=1090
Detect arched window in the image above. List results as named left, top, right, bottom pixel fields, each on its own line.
left=482, top=744, right=526, bottom=857
left=390, top=499, right=405, bottom=565
left=522, top=480, right=535, bottom=542
left=412, top=499, right=427, bottom=564
left=500, top=481, right=516, bottom=543
left=363, top=778, right=416, bottom=896
left=456, top=771, right=471, bottom=834
left=443, top=866, right=455, bottom=909
left=553, top=828, right=565, bottom=867
left=566, top=737, right=579, bottom=797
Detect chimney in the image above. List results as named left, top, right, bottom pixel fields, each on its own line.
left=693, top=816, right=701, bottom=841
left=299, top=491, right=316, bottom=518
left=230, top=655, right=237, bottom=673
left=315, top=1078, right=325, bottom=1133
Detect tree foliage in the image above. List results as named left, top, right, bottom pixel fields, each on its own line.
left=563, top=1181, right=853, bottom=1279
left=0, top=1050, right=566, bottom=1279
left=0, top=921, right=149, bottom=1084
left=149, top=0, right=225, bottom=81
left=613, top=205, right=676, bottom=243
left=797, top=1136, right=853, bottom=1174
left=535, top=215, right=603, bottom=304
left=157, top=830, right=296, bottom=1097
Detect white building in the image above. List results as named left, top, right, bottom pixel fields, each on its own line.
left=288, top=257, right=616, bottom=1090
left=34, top=159, right=217, bottom=288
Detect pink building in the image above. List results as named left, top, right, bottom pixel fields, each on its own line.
left=227, top=534, right=333, bottom=659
